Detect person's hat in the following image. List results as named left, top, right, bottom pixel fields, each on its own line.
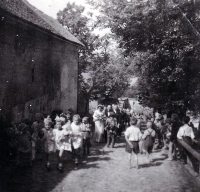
left=55, top=115, right=62, bottom=122
left=44, top=116, right=52, bottom=125
left=82, top=117, right=89, bottom=121
left=97, top=104, right=103, bottom=109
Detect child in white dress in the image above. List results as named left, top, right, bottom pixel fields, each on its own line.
left=42, top=116, right=56, bottom=170
left=59, top=114, right=73, bottom=159
left=71, top=114, right=83, bottom=167
left=53, top=116, right=65, bottom=171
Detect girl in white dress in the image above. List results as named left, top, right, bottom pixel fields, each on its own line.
left=59, top=114, right=73, bottom=158
left=71, top=114, right=83, bottom=167
left=93, top=105, right=106, bottom=143
left=41, top=116, right=56, bottom=170
left=53, top=116, right=65, bottom=171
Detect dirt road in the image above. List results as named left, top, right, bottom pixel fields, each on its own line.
left=1, top=138, right=200, bottom=192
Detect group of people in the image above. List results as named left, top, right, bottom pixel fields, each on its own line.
left=124, top=112, right=199, bottom=168
left=7, top=111, right=92, bottom=172
left=5, top=104, right=200, bottom=171
left=93, top=104, right=134, bottom=146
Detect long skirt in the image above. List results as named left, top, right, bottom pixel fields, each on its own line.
left=94, top=120, right=104, bottom=142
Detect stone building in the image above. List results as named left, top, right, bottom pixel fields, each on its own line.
left=0, top=0, right=83, bottom=122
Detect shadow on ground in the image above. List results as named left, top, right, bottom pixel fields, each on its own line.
left=152, top=153, right=168, bottom=162
left=0, top=140, right=111, bottom=192
left=139, top=162, right=163, bottom=169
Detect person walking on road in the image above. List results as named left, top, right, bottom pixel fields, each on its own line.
left=125, top=117, right=142, bottom=169
left=141, top=121, right=156, bottom=163
left=177, top=116, right=195, bottom=164
left=167, top=114, right=182, bottom=161
left=93, top=105, right=106, bottom=143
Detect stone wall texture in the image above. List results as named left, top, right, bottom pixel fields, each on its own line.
left=0, top=11, right=78, bottom=122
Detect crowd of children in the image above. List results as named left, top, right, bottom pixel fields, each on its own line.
left=5, top=110, right=93, bottom=172
left=4, top=104, right=200, bottom=171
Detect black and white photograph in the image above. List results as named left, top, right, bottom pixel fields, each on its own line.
left=0, top=0, right=200, bottom=191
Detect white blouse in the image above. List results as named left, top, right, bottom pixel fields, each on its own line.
left=93, top=110, right=106, bottom=121
left=177, top=124, right=195, bottom=140
left=125, top=126, right=143, bottom=141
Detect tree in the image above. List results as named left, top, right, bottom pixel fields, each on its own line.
left=88, top=0, right=200, bottom=116
left=57, top=3, right=131, bottom=113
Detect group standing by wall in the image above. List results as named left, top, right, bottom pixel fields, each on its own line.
left=2, top=103, right=200, bottom=171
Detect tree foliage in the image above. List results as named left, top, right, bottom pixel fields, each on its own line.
left=88, top=0, right=200, bottom=115
left=57, top=2, right=131, bottom=110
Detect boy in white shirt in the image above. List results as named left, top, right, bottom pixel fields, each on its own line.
left=177, top=116, right=195, bottom=164
left=177, top=116, right=195, bottom=142
left=125, top=117, right=142, bottom=169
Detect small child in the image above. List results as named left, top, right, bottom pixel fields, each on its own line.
left=71, top=115, right=83, bottom=167
left=53, top=116, right=65, bottom=172
left=61, top=113, right=72, bottom=132
left=31, top=113, right=44, bottom=160
left=106, top=120, right=117, bottom=148
left=80, top=117, right=91, bottom=155
left=125, top=117, right=142, bottom=169
left=105, top=112, right=118, bottom=143
left=141, top=121, right=156, bottom=163
left=31, top=127, right=38, bottom=161
left=66, top=111, right=72, bottom=124
left=42, top=116, right=56, bottom=170
left=16, top=123, right=32, bottom=165
left=161, top=118, right=171, bottom=149
left=60, top=114, right=73, bottom=158
left=31, top=113, right=44, bottom=133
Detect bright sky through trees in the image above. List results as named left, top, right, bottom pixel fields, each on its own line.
left=27, top=0, right=88, bottom=18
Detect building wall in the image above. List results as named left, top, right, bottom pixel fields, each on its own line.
left=0, top=11, right=78, bottom=122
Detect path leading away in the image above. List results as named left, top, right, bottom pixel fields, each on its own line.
left=1, top=139, right=200, bottom=192
left=52, top=140, right=200, bottom=192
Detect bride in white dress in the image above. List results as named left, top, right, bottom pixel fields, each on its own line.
left=93, top=105, right=106, bottom=143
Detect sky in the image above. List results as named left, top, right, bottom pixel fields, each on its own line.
left=27, top=0, right=88, bottom=18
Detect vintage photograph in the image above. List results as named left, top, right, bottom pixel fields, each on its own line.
left=0, top=0, right=200, bottom=191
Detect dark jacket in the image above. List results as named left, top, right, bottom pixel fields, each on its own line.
left=170, top=121, right=182, bottom=141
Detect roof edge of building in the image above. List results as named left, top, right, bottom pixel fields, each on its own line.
left=0, top=7, right=84, bottom=47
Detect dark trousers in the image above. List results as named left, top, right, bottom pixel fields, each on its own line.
left=117, top=125, right=122, bottom=136
left=83, top=138, right=90, bottom=155
left=107, top=134, right=115, bottom=148
left=179, top=136, right=193, bottom=163
left=104, top=129, right=107, bottom=143
left=74, top=148, right=81, bottom=164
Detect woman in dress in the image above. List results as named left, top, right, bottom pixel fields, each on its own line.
left=93, top=105, right=106, bottom=143
left=53, top=116, right=65, bottom=171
